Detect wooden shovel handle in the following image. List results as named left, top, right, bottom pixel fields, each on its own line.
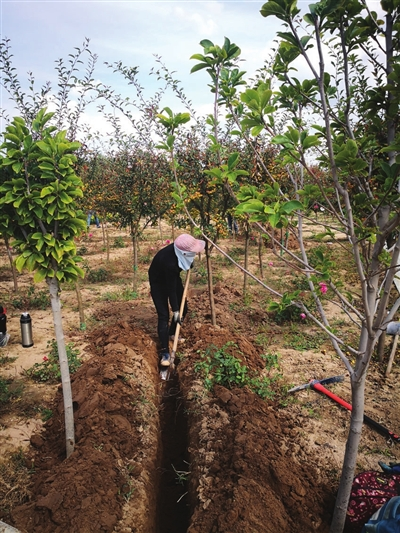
left=172, top=270, right=190, bottom=355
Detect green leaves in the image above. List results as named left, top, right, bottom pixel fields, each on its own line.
left=236, top=182, right=303, bottom=228
left=156, top=107, right=190, bottom=137
left=239, top=83, right=275, bottom=136
left=190, top=37, right=241, bottom=73
left=204, top=152, right=249, bottom=186
left=0, top=109, right=86, bottom=283
left=333, top=139, right=368, bottom=171
left=190, top=37, right=244, bottom=102
left=271, top=127, right=320, bottom=161
left=260, top=0, right=300, bottom=21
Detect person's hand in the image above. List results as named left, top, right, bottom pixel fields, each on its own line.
left=173, top=311, right=182, bottom=324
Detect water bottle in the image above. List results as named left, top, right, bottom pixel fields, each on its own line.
left=20, top=313, right=34, bottom=348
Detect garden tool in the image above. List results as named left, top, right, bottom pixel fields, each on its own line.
left=160, top=269, right=191, bottom=382
left=289, top=376, right=400, bottom=443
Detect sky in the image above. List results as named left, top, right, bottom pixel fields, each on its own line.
left=0, top=0, right=383, bottom=143
left=0, top=0, right=287, bottom=139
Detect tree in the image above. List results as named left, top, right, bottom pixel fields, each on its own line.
left=231, top=1, right=400, bottom=531
left=0, top=109, right=86, bottom=458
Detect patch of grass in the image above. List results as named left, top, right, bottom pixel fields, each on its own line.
left=0, top=355, right=17, bottom=367
left=283, top=331, right=325, bottom=351
left=138, top=253, right=152, bottom=264
left=0, top=449, right=32, bottom=514
left=229, top=293, right=253, bottom=312
left=112, top=236, right=126, bottom=248
left=100, top=288, right=138, bottom=302
left=304, top=404, right=321, bottom=419
left=36, top=406, right=53, bottom=421
left=194, top=342, right=281, bottom=400
left=228, top=246, right=245, bottom=261
left=10, top=285, right=50, bottom=310
left=77, top=245, right=88, bottom=255
left=25, top=339, right=82, bottom=383
left=261, top=351, right=280, bottom=370
left=193, top=263, right=208, bottom=285
left=214, top=254, right=235, bottom=268
left=0, top=376, right=24, bottom=405
left=86, top=267, right=110, bottom=283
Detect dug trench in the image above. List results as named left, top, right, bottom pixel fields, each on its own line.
left=5, top=290, right=340, bottom=533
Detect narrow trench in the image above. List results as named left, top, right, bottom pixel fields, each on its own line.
left=156, top=372, right=190, bottom=533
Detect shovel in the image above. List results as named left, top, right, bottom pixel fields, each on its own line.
left=160, top=270, right=190, bottom=382
left=289, top=376, right=400, bottom=443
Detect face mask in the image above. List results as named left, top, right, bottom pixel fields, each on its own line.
left=174, top=245, right=196, bottom=270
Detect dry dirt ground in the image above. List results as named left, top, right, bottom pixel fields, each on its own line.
left=0, top=225, right=399, bottom=533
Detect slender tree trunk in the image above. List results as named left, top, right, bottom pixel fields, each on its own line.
left=329, top=368, right=367, bottom=533
left=159, top=216, right=163, bottom=241
left=243, top=223, right=250, bottom=294
left=258, top=233, right=264, bottom=279
left=377, top=331, right=386, bottom=362
left=47, top=276, right=75, bottom=458
left=75, top=279, right=85, bottom=330
left=4, top=236, right=18, bottom=292
left=104, top=223, right=110, bottom=263
left=205, top=244, right=217, bottom=326
left=132, top=230, right=138, bottom=291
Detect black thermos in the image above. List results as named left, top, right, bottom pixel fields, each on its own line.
left=20, top=313, right=34, bottom=348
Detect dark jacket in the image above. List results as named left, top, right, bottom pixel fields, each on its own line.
left=0, top=313, right=6, bottom=335
left=148, top=244, right=182, bottom=312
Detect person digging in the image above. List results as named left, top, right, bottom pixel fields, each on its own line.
left=148, top=234, right=205, bottom=367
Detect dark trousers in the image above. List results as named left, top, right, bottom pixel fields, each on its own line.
left=150, top=280, right=188, bottom=352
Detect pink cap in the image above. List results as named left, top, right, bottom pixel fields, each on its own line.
left=174, top=234, right=205, bottom=253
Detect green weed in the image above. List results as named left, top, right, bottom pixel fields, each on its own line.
left=86, top=267, right=110, bottom=283
left=193, top=263, right=208, bottom=285
left=268, top=291, right=301, bottom=323
left=113, top=236, right=126, bottom=248
left=228, top=246, right=245, bottom=261
left=0, top=376, right=23, bottom=405
left=100, top=288, right=138, bottom=302
left=11, top=285, right=50, bottom=310
left=0, top=448, right=32, bottom=512
left=35, top=406, right=53, bottom=421
left=283, top=332, right=324, bottom=351
left=77, top=245, right=88, bottom=255
left=0, top=355, right=17, bottom=367
left=25, top=339, right=82, bottom=383
left=194, top=342, right=281, bottom=400
left=172, top=463, right=191, bottom=485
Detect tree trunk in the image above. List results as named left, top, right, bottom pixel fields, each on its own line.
left=330, top=327, right=370, bottom=533
left=258, top=233, right=264, bottom=279
left=47, top=276, right=75, bottom=458
left=104, top=223, right=110, bottom=263
left=159, top=216, right=163, bottom=241
left=4, top=236, right=18, bottom=292
left=75, top=278, right=85, bottom=330
left=132, top=229, right=138, bottom=291
left=243, top=223, right=250, bottom=295
left=377, top=331, right=386, bottom=362
left=205, top=244, right=217, bottom=326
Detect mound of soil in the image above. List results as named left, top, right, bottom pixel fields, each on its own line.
left=8, top=290, right=335, bottom=533
left=2, top=229, right=399, bottom=533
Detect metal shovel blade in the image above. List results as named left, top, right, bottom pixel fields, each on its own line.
left=288, top=375, right=344, bottom=393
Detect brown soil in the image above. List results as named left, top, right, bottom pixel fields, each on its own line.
left=0, top=226, right=399, bottom=533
